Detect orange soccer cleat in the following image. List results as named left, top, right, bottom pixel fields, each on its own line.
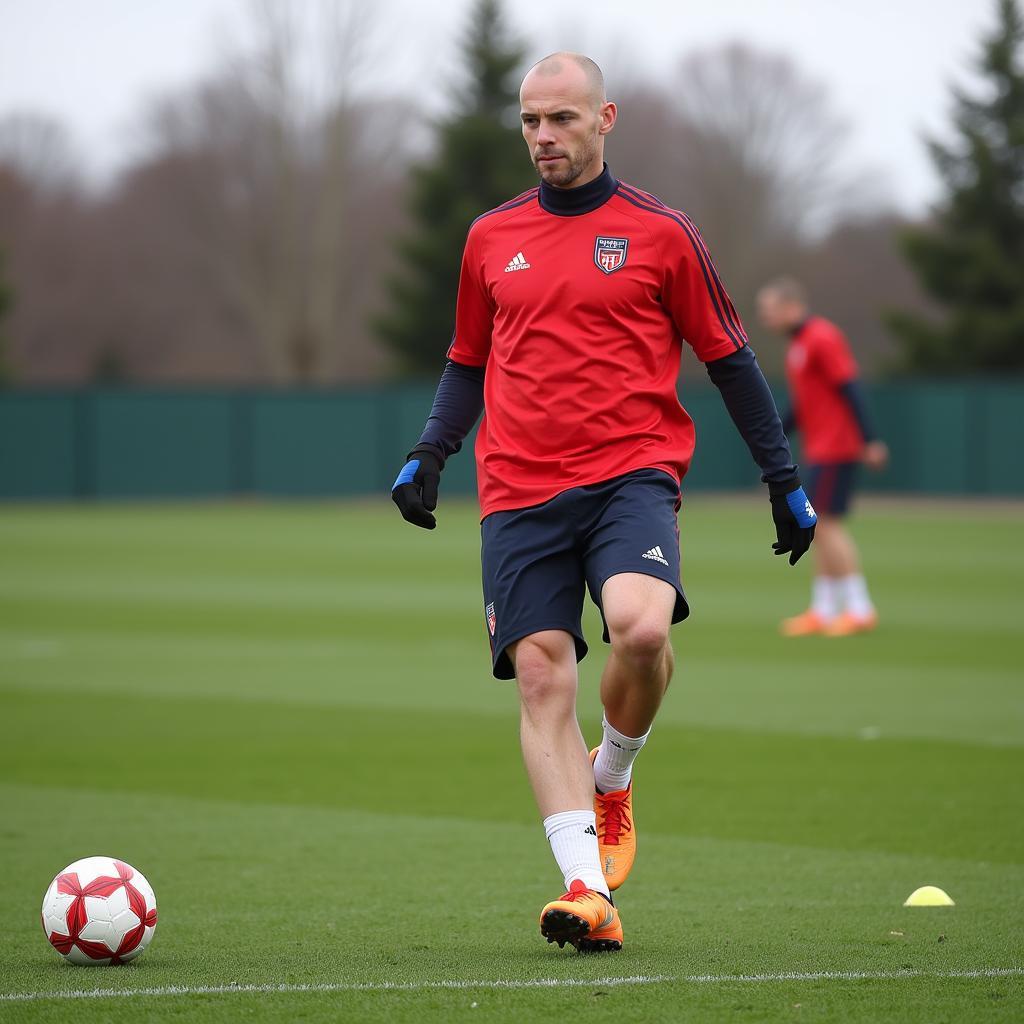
left=779, top=609, right=830, bottom=637
left=825, top=610, right=878, bottom=637
left=539, top=879, right=623, bottom=952
left=590, top=748, right=635, bottom=891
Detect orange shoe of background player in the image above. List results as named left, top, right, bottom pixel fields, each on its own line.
left=825, top=610, right=878, bottom=636
left=590, top=748, right=635, bottom=892
left=540, top=879, right=623, bottom=952
left=779, top=609, right=830, bottom=637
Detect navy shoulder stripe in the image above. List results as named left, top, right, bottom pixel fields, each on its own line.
left=616, top=185, right=747, bottom=350
left=470, top=188, right=539, bottom=228
left=618, top=181, right=668, bottom=209
left=618, top=184, right=747, bottom=349
left=674, top=206, right=748, bottom=350
left=617, top=184, right=746, bottom=348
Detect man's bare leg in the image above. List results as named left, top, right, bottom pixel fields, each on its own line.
left=510, top=630, right=592, bottom=818
left=599, top=573, right=678, bottom=739
left=814, top=516, right=875, bottom=626
left=784, top=513, right=869, bottom=632
left=586, top=573, right=677, bottom=890
left=814, top=515, right=861, bottom=577
left=510, top=630, right=607, bottom=896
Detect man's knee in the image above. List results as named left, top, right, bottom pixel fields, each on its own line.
left=662, top=642, right=675, bottom=689
left=607, top=613, right=671, bottom=668
left=510, top=631, right=577, bottom=708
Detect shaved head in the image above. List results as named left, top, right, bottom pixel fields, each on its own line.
left=518, top=51, right=615, bottom=189
left=523, top=52, right=606, bottom=110
left=757, top=276, right=809, bottom=333
left=760, top=276, right=808, bottom=306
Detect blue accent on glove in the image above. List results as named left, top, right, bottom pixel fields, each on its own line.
left=786, top=487, right=817, bottom=528
left=393, top=459, right=420, bottom=491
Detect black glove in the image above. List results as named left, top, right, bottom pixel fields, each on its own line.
left=391, top=447, right=443, bottom=530
left=768, top=477, right=817, bottom=565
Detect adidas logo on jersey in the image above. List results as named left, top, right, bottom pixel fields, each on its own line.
left=504, top=251, right=531, bottom=272
left=642, top=545, right=669, bottom=566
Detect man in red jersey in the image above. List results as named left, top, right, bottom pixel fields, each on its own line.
left=757, top=277, right=889, bottom=637
left=392, top=53, right=816, bottom=952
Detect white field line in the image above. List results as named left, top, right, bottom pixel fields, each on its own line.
left=1, top=967, right=1021, bottom=1004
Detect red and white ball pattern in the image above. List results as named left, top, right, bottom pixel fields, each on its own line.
left=41, top=857, right=157, bottom=966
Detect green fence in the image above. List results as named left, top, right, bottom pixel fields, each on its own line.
left=1, top=382, right=1021, bottom=500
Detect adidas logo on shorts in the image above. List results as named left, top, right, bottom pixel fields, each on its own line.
left=642, top=545, right=669, bottom=566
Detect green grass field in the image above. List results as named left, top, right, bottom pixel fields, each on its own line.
left=0, top=497, right=1022, bottom=1023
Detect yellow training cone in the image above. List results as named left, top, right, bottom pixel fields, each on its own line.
left=904, top=886, right=955, bottom=907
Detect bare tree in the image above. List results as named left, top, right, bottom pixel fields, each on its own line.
left=2, top=27, right=910, bottom=385
left=127, top=0, right=410, bottom=384
left=793, top=213, right=932, bottom=375
left=675, top=44, right=878, bottom=241
left=605, top=83, right=690, bottom=204
left=0, top=139, right=113, bottom=384
left=610, top=44, right=891, bottom=374
left=0, top=114, right=80, bottom=196
left=0, top=0, right=413, bottom=386
left=0, top=115, right=88, bottom=380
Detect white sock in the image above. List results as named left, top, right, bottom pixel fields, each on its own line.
left=593, top=716, right=649, bottom=794
left=543, top=809, right=608, bottom=896
left=839, top=574, right=874, bottom=617
left=811, top=577, right=839, bottom=620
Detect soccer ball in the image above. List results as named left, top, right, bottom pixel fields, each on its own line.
left=40, top=856, right=158, bottom=966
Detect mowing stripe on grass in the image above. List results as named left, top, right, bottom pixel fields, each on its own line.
left=3, top=967, right=1021, bottom=1003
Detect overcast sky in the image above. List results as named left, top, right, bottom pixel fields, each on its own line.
left=0, top=0, right=997, bottom=213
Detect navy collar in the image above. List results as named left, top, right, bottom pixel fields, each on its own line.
left=539, top=163, right=617, bottom=216
left=789, top=316, right=811, bottom=339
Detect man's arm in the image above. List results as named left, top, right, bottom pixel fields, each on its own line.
left=838, top=379, right=889, bottom=469
left=413, top=359, right=486, bottom=464
left=812, top=323, right=889, bottom=471
left=705, top=346, right=817, bottom=564
left=392, top=360, right=484, bottom=530
left=780, top=405, right=796, bottom=437
left=655, top=213, right=815, bottom=562
left=392, top=223, right=493, bottom=530
left=838, top=379, right=875, bottom=444
left=705, top=346, right=795, bottom=484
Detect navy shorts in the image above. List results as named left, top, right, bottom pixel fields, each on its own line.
left=804, top=461, right=860, bottom=517
left=480, top=469, right=689, bottom=680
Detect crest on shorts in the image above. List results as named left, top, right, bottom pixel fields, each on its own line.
left=485, top=601, right=496, bottom=637
left=594, top=236, right=629, bottom=274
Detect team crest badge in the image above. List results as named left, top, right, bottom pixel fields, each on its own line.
left=594, top=236, right=629, bottom=274
left=485, top=601, right=496, bottom=637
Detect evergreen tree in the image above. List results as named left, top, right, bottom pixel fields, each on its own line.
left=375, top=0, right=534, bottom=374
left=0, top=249, right=12, bottom=386
left=888, top=0, right=1024, bottom=373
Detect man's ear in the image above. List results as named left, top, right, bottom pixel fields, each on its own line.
left=599, top=102, right=617, bottom=136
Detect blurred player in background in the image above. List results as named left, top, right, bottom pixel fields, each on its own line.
left=757, top=278, right=889, bottom=637
left=392, top=54, right=816, bottom=953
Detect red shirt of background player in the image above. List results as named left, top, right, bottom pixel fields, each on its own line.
left=785, top=316, right=864, bottom=463
left=448, top=183, right=746, bottom=518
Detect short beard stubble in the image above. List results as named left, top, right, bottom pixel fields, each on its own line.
left=534, top=131, right=599, bottom=189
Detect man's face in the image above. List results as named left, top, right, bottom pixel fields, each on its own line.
left=519, top=69, right=613, bottom=188
left=757, top=291, right=801, bottom=334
